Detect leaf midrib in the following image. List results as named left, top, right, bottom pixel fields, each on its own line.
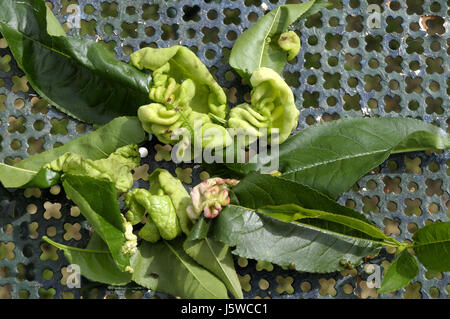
left=257, top=7, right=280, bottom=70
left=281, top=149, right=388, bottom=175
left=227, top=204, right=391, bottom=247
left=43, top=236, right=110, bottom=254
left=164, top=240, right=222, bottom=298
left=0, top=163, right=37, bottom=174
left=414, top=239, right=450, bottom=248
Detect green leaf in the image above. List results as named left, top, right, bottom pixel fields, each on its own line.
left=0, top=0, right=151, bottom=124
left=231, top=172, right=374, bottom=224
left=413, top=222, right=450, bottom=272
left=229, top=0, right=330, bottom=80
left=42, top=235, right=132, bottom=286
left=195, top=173, right=399, bottom=273
left=228, top=117, right=450, bottom=199
left=0, top=117, right=145, bottom=189
left=184, top=218, right=243, bottom=299
left=0, top=165, right=59, bottom=188
left=61, top=174, right=131, bottom=272
left=378, top=250, right=419, bottom=293
left=16, top=117, right=145, bottom=171
left=257, top=203, right=390, bottom=241
left=131, top=237, right=229, bottom=299
left=208, top=205, right=383, bottom=273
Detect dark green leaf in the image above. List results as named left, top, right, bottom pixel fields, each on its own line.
left=378, top=250, right=419, bottom=293
left=62, top=174, right=130, bottom=272
left=229, top=0, right=330, bottom=80
left=16, top=117, right=145, bottom=171
left=209, top=205, right=383, bottom=273
left=131, top=237, right=229, bottom=299
left=43, top=235, right=132, bottom=286
left=413, top=222, right=450, bottom=272
left=231, top=172, right=373, bottom=223
left=258, top=203, right=390, bottom=241
left=0, top=117, right=145, bottom=188
left=184, top=218, right=243, bottom=299
left=228, top=117, right=450, bottom=199
left=0, top=0, right=151, bottom=124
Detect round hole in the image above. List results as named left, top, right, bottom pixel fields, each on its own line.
left=328, top=56, right=338, bottom=67
left=347, top=77, right=358, bottom=88
left=308, top=35, right=318, bottom=46
left=368, top=58, right=379, bottom=68
left=348, top=38, right=359, bottom=48
left=389, top=39, right=400, bottom=50
left=327, top=96, right=337, bottom=106
left=167, top=7, right=177, bottom=18
left=307, top=75, right=317, bottom=85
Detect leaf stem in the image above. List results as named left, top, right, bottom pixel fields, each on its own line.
left=43, top=236, right=110, bottom=254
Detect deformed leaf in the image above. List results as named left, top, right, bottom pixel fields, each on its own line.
left=0, top=117, right=145, bottom=189
left=0, top=0, right=151, bottom=124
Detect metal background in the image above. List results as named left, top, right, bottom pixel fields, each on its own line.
left=0, top=0, right=448, bottom=299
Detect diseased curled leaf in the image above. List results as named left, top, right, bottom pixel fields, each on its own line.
left=44, top=144, right=140, bottom=193
left=228, top=67, right=299, bottom=145
left=378, top=250, right=419, bottom=293
left=229, top=0, right=330, bottom=80
left=184, top=218, right=243, bottom=299
left=131, top=237, right=229, bottom=299
left=0, top=117, right=146, bottom=189
left=227, top=117, right=450, bottom=199
left=148, top=169, right=193, bottom=235
left=413, top=222, right=450, bottom=272
left=61, top=174, right=132, bottom=272
left=0, top=0, right=151, bottom=124
left=43, top=234, right=132, bottom=286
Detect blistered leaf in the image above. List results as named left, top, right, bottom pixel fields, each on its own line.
left=149, top=169, right=193, bottom=235
left=131, top=46, right=230, bottom=148
left=0, top=117, right=145, bottom=189
left=228, top=67, right=299, bottom=144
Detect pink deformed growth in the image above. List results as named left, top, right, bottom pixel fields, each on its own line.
left=186, top=178, right=239, bottom=221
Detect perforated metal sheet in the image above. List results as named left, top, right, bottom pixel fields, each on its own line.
left=0, top=0, right=449, bottom=299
